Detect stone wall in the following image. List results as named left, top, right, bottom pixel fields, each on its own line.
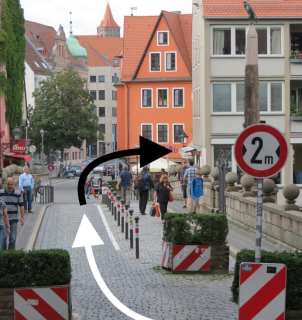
left=202, top=182, right=302, bottom=250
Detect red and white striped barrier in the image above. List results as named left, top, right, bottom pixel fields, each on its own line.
left=14, top=286, right=69, bottom=320
left=161, top=241, right=172, bottom=269
left=172, top=244, right=211, bottom=272
left=239, top=262, right=287, bottom=320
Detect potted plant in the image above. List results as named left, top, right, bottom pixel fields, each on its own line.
left=0, top=249, right=72, bottom=320
left=162, top=213, right=229, bottom=273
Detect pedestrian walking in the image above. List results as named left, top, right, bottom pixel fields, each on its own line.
left=137, top=167, right=154, bottom=215
left=119, top=167, right=132, bottom=205
left=189, top=169, right=204, bottom=213
left=0, top=198, right=9, bottom=250
left=179, top=160, right=188, bottom=208
left=0, top=177, right=24, bottom=250
left=154, top=174, right=173, bottom=220
left=19, top=166, right=34, bottom=213
left=183, top=159, right=197, bottom=209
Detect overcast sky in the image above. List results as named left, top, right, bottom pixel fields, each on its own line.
left=20, top=0, right=192, bottom=35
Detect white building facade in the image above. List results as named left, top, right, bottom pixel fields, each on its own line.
left=192, top=0, right=302, bottom=185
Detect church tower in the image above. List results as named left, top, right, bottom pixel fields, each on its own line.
left=97, top=2, right=120, bottom=38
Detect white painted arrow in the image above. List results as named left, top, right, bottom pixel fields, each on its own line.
left=72, top=213, right=154, bottom=320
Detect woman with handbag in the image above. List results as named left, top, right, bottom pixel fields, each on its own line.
left=154, top=174, right=173, bottom=220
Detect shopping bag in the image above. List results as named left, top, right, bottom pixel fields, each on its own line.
left=149, top=204, right=156, bottom=217
left=155, top=203, right=161, bottom=217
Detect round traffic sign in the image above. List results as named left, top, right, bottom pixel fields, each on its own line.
left=235, top=124, right=288, bottom=178
left=48, top=164, right=55, bottom=172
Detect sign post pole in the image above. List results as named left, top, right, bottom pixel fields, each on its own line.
left=255, top=178, right=263, bottom=262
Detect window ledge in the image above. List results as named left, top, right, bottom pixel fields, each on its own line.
left=211, top=112, right=284, bottom=116
left=291, top=115, right=302, bottom=121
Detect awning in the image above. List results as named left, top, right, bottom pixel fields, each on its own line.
left=180, top=146, right=196, bottom=153
left=4, top=152, right=32, bottom=162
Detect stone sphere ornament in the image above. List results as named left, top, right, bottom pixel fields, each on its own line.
left=283, top=184, right=300, bottom=211
left=241, top=174, right=255, bottom=197
left=200, top=165, right=211, bottom=181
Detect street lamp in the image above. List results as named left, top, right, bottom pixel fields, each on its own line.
left=40, top=129, right=45, bottom=163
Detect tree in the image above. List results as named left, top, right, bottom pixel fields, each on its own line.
left=1, top=0, right=25, bottom=128
left=30, top=69, right=98, bottom=155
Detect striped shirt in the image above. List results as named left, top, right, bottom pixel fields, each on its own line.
left=0, top=199, right=6, bottom=226
left=184, top=166, right=198, bottom=186
left=0, top=189, right=24, bottom=222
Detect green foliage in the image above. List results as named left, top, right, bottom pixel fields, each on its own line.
left=231, top=249, right=302, bottom=311
left=1, top=0, right=25, bottom=128
left=30, top=69, right=98, bottom=154
left=0, top=73, right=6, bottom=96
left=0, top=249, right=71, bottom=288
left=163, top=213, right=228, bottom=245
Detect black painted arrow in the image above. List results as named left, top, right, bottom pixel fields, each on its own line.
left=77, top=136, right=172, bottom=205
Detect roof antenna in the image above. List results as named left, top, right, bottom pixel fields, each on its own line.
left=130, top=7, right=137, bottom=16
left=69, top=11, right=73, bottom=36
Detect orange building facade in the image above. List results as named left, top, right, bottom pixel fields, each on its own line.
left=117, top=11, right=192, bottom=161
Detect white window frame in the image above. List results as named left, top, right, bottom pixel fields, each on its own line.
left=141, top=123, right=153, bottom=141
left=172, top=87, right=185, bottom=108
left=172, top=123, right=185, bottom=144
left=157, top=31, right=169, bottom=46
left=157, top=123, right=169, bottom=144
left=165, top=51, right=177, bottom=72
left=211, top=81, right=284, bottom=114
left=156, top=88, right=169, bottom=108
left=211, top=25, right=284, bottom=57
left=140, top=88, right=153, bottom=108
left=149, top=52, right=161, bottom=72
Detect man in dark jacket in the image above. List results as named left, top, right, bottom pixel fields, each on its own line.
left=138, top=167, right=154, bottom=215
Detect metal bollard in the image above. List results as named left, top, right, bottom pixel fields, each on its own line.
left=135, top=216, right=139, bottom=259
left=121, top=200, right=125, bottom=233
left=111, top=192, right=116, bottom=215
left=110, top=191, right=114, bottom=213
left=125, top=204, right=129, bottom=240
left=129, top=209, right=134, bottom=249
left=117, top=196, right=121, bottom=225
left=107, top=190, right=112, bottom=209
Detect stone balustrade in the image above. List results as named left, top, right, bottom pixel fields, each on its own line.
left=202, top=179, right=302, bottom=251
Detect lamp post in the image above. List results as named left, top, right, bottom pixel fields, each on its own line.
left=40, top=129, right=44, bottom=163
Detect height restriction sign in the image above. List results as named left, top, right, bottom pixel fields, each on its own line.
left=235, top=124, right=288, bottom=178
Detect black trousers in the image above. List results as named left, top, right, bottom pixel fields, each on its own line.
left=139, top=190, right=149, bottom=214
left=159, top=201, right=168, bottom=220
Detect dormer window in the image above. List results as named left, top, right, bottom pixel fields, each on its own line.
left=158, top=31, right=169, bottom=45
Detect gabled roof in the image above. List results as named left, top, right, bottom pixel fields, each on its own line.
left=25, top=20, right=56, bottom=59
left=25, top=37, right=51, bottom=75
left=122, top=16, right=157, bottom=80
left=122, top=11, right=192, bottom=81
left=99, top=3, right=119, bottom=28
left=76, top=36, right=123, bottom=67
left=203, top=0, right=302, bottom=19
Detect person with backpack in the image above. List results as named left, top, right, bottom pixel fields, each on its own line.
left=190, top=169, right=204, bottom=213
left=154, top=174, right=173, bottom=220
left=137, top=167, right=154, bottom=215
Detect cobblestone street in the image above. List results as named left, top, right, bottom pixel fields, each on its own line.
left=35, top=179, right=238, bottom=320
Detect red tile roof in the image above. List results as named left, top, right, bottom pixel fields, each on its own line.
left=122, top=16, right=158, bottom=80
left=76, top=36, right=123, bottom=67
left=99, top=3, right=119, bottom=28
left=25, top=20, right=56, bottom=59
left=122, top=11, right=192, bottom=81
left=203, top=0, right=302, bottom=18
